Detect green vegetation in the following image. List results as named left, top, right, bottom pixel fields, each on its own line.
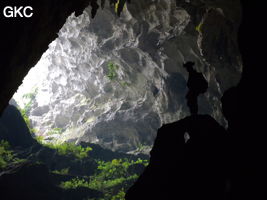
left=111, top=189, right=126, bottom=200
left=60, top=158, right=148, bottom=200
left=45, top=142, right=92, bottom=159
left=114, top=0, right=126, bottom=15
left=19, top=108, right=31, bottom=129
left=52, top=168, right=69, bottom=175
left=115, top=0, right=120, bottom=13
left=35, top=135, right=44, bottom=143
left=47, top=128, right=63, bottom=135
left=60, top=177, right=90, bottom=189
left=19, top=107, right=37, bottom=134
left=106, top=62, right=130, bottom=88
left=22, top=88, right=38, bottom=114
left=89, top=158, right=148, bottom=198
left=35, top=136, right=92, bottom=160
left=18, top=88, right=38, bottom=134
left=136, top=143, right=150, bottom=152
left=195, top=22, right=203, bottom=33
left=119, top=81, right=129, bottom=87
left=0, top=140, right=26, bottom=169
left=107, top=62, right=119, bottom=81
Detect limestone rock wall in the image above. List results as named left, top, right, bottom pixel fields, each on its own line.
left=14, top=0, right=242, bottom=152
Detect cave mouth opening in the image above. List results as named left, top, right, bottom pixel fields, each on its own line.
left=10, top=6, right=156, bottom=199
left=1, top=1, right=245, bottom=199
left=11, top=0, right=238, bottom=156
left=11, top=2, right=191, bottom=155
left=12, top=5, right=163, bottom=154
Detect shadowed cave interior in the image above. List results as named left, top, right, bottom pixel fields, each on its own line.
left=0, top=0, right=266, bottom=200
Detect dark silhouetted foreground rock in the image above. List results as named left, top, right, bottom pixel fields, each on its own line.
left=0, top=105, right=35, bottom=148
left=0, top=163, right=62, bottom=200
left=0, top=162, right=102, bottom=200
left=126, top=1, right=267, bottom=199
left=126, top=115, right=229, bottom=200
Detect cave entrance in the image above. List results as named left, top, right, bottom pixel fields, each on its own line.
left=12, top=8, right=160, bottom=154
left=10, top=5, right=194, bottom=198
left=12, top=2, right=190, bottom=155
left=10, top=5, right=158, bottom=199
left=1, top=1, right=243, bottom=199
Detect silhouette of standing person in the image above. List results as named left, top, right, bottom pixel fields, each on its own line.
left=184, top=61, right=208, bottom=115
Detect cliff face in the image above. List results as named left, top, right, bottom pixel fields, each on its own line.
left=13, top=0, right=242, bottom=152
left=0, top=0, right=94, bottom=114
left=126, top=1, right=267, bottom=199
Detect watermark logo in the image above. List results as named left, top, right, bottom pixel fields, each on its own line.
left=3, top=6, right=33, bottom=18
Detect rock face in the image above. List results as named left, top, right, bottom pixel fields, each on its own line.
left=126, top=1, right=267, bottom=199
left=0, top=0, right=95, bottom=114
left=0, top=105, right=35, bottom=148
left=125, top=115, right=230, bottom=200
left=14, top=0, right=242, bottom=152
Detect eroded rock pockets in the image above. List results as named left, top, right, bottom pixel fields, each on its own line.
left=13, top=0, right=242, bottom=153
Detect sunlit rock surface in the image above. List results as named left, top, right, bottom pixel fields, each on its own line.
left=13, top=0, right=242, bottom=152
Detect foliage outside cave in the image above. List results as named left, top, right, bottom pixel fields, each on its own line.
left=0, top=140, right=26, bottom=169
left=18, top=88, right=38, bottom=134
left=106, top=61, right=130, bottom=88
left=1, top=133, right=148, bottom=200
left=22, top=88, right=38, bottom=114
left=60, top=158, right=148, bottom=200
left=3, top=102, right=148, bottom=200
left=10, top=58, right=148, bottom=200
left=44, top=142, right=93, bottom=159
left=107, top=62, right=119, bottom=81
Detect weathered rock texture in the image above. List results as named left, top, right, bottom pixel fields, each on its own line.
left=13, top=0, right=242, bottom=152
left=126, top=1, right=267, bottom=198
left=0, top=0, right=96, bottom=114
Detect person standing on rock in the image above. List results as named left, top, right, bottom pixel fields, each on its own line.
left=183, top=61, right=208, bottom=115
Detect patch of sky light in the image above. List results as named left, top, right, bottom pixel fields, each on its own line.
left=13, top=43, right=55, bottom=108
